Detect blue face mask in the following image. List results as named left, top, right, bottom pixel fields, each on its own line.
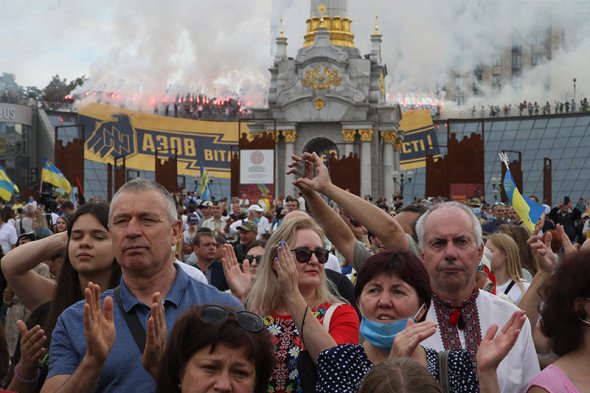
left=472, top=207, right=481, bottom=215
left=360, top=304, right=426, bottom=352
left=360, top=317, right=409, bottom=352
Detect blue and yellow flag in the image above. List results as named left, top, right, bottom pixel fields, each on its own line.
left=502, top=170, right=545, bottom=233
left=199, top=161, right=211, bottom=201
left=0, top=164, right=18, bottom=201
left=41, top=159, right=71, bottom=193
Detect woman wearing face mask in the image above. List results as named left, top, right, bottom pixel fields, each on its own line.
left=302, top=250, right=525, bottom=393
left=246, top=216, right=359, bottom=393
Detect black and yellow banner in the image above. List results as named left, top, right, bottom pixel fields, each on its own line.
left=78, top=104, right=244, bottom=179
left=399, top=109, right=441, bottom=170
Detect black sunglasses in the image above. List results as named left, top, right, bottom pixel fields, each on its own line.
left=201, top=305, right=264, bottom=333
left=291, top=247, right=328, bottom=264
left=245, top=255, right=262, bottom=263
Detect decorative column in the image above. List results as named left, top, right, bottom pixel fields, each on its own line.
left=359, top=129, right=373, bottom=196
left=283, top=130, right=297, bottom=197
left=381, top=132, right=396, bottom=200
left=341, top=129, right=356, bottom=157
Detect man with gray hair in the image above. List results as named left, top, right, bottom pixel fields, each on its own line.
left=416, top=202, right=539, bottom=392
left=42, top=179, right=241, bottom=393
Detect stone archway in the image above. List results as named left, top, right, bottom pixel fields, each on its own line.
left=303, top=137, right=339, bottom=164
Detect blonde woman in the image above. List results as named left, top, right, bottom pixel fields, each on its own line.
left=246, top=216, right=359, bottom=392
left=486, top=233, right=530, bottom=305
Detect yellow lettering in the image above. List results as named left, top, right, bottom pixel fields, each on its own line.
left=402, top=142, right=412, bottom=154
left=170, top=137, right=183, bottom=155
left=142, top=134, right=155, bottom=153
left=155, top=135, right=169, bottom=151
left=411, top=140, right=421, bottom=151
left=205, top=149, right=213, bottom=160
left=184, top=139, right=196, bottom=157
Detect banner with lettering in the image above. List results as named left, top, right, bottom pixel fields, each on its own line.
left=78, top=103, right=244, bottom=179
left=399, top=109, right=440, bottom=170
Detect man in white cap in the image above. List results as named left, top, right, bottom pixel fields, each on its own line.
left=246, top=204, right=270, bottom=238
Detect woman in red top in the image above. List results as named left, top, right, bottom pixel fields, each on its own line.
left=246, top=216, right=359, bottom=392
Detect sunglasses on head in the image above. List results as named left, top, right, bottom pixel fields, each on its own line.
left=245, top=255, right=262, bottom=263
left=200, top=305, right=264, bottom=333
left=290, top=247, right=328, bottom=264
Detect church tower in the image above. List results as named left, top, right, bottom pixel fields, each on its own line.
left=250, top=1, right=402, bottom=198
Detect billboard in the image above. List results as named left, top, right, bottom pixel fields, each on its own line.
left=399, top=109, right=441, bottom=170
left=78, top=103, right=242, bottom=179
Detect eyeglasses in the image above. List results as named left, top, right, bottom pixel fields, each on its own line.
left=201, top=305, right=264, bottom=333
left=245, top=255, right=262, bottom=263
left=291, top=247, right=328, bottom=264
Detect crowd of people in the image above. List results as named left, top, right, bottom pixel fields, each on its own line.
left=467, top=97, right=590, bottom=119
left=0, top=156, right=589, bottom=392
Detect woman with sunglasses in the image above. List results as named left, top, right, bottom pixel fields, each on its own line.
left=156, top=304, right=274, bottom=393
left=299, top=250, right=526, bottom=393
left=246, top=216, right=359, bottom=393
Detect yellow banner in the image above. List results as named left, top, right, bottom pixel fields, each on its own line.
left=399, top=109, right=440, bottom=170
left=78, top=103, right=248, bottom=179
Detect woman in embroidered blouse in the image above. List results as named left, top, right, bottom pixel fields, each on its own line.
left=302, top=249, right=525, bottom=393
left=245, top=216, right=360, bottom=393
left=527, top=249, right=590, bottom=393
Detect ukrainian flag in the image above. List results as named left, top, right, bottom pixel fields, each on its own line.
left=41, top=159, right=72, bottom=193
left=0, top=164, right=18, bottom=201
left=502, top=170, right=545, bottom=233
left=199, top=161, right=211, bottom=201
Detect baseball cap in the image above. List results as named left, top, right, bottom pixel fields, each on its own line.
left=188, top=215, right=200, bottom=225
left=237, top=221, right=258, bottom=232
left=247, top=204, right=264, bottom=213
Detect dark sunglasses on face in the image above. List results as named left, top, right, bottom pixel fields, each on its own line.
left=200, top=305, right=264, bottom=333
left=245, top=255, right=262, bottom=263
left=291, top=247, right=328, bottom=264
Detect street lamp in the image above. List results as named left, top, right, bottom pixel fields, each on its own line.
left=490, top=175, right=501, bottom=201
left=573, top=78, right=577, bottom=103
left=392, top=169, right=414, bottom=198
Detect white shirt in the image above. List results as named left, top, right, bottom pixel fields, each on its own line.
left=422, top=289, right=539, bottom=393
left=324, top=253, right=341, bottom=273
left=0, top=223, right=18, bottom=255
left=496, top=280, right=530, bottom=305
left=201, top=216, right=228, bottom=234
left=257, top=216, right=271, bottom=238
left=175, top=260, right=207, bottom=284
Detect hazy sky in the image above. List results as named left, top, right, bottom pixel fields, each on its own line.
left=2, top=0, right=589, bottom=108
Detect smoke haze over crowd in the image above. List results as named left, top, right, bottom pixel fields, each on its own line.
left=1, top=0, right=589, bottom=109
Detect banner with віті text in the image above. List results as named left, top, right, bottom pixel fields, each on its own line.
left=399, top=109, right=440, bottom=170
left=78, top=103, right=247, bottom=179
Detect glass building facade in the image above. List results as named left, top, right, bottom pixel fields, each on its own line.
left=403, top=113, right=590, bottom=204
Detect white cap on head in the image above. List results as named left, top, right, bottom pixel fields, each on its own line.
left=247, top=204, right=263, bottom=213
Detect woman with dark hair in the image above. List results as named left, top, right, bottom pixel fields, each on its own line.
left=300, top=250, right=525, bottom=393
left=0, top=203, right=121, bottom=392
left=527, top=249, right=590, bottom=392
left=156, top=305, right=274, bottom=393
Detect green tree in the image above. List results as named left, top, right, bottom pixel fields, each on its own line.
left=42, top=74, right=87, bottom=102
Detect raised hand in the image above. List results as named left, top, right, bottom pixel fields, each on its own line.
left=556, top=224, right=577, bottom=254
left=272, top=241, right=301, bottom=299
left=289, top=152, right=332, bottom=194
left=142, top=292, right=166, bottom=378
left=16, top=320, right=47, bottom=375
left=221, top=244, right=253, bottom=301
left=83, top=282, right=115, bottom=367
left=389, top=319, right=437, bottom=360
left=476, top=310, right=525, bottom=372
left=527, top=232, right=557, bottom=274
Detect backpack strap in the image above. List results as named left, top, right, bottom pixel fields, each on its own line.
left=504, top=280, right=516, bottom=295
left=322, top=303, right=343, bottom=331
left=113, top=286, right=146, bottom=353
